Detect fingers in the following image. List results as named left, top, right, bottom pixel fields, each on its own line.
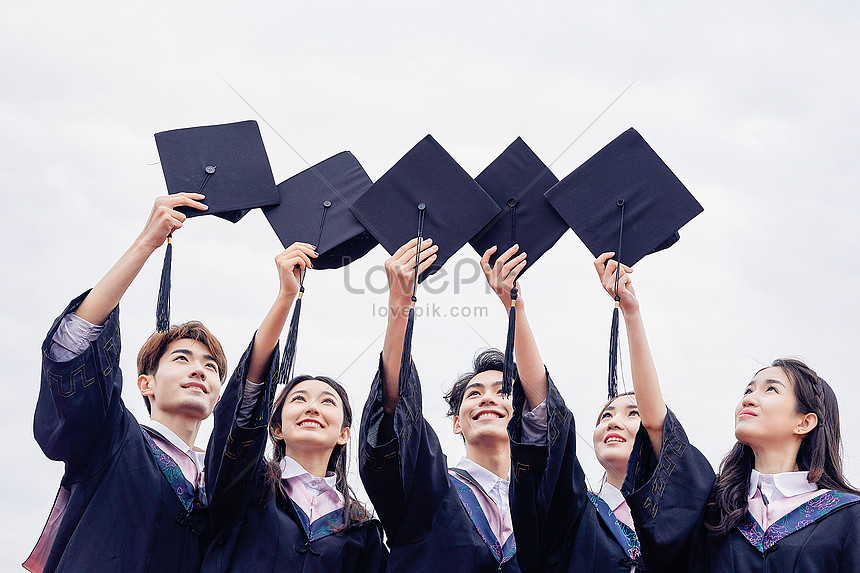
left=416, top=252, right=438, bottom=276
left=499, top=251, right=527, bottom=283
left=480, top=246, right=497, bottom=274
left=169, top=192, right=209, bottom=212
left=392, top=237, right=423, bottom=260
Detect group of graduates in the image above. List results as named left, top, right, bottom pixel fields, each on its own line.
left=26, top=120, right=860, bottom=572
left=26, top=192, right=860, bottom=573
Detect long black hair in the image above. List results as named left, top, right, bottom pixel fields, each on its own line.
left=706, top=358, right=860, bottom=537
left=266, top=374, right=371, bottom=525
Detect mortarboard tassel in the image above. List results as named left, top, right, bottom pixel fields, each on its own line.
left=501, top=197, right=519, bottom=396
left=155, top=234, right=172, bottom=332
left=397, top=203, right=426, bottom=395
left=279, top=201, right=331, bottom=384
left=607, top=198, right=625, bottom=399
left=155, top=165, right=217, bottom=332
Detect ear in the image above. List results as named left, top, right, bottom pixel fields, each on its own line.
left=271, top=424, right=283, bottom=441
left=794, top=412, right=819, bottom=436
left=138, top=374, right=155, bottom=400
left=336, top=426, right=350, bottom=446
left=452, top=415, right=463, bottom=436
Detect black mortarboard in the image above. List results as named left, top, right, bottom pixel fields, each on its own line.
left=349, top=135, right=501, bottom=394
left=262, top=151, right=378, bottom=384
left=152, top=120, right=279, bottom=331
left=154, top=120, right=279, bottom=224
left=469, top=137, right=569, bottom=394
left=264, top=151, right=377, bottom=270
left=350, top=135, right=501, bottom=283
left=544, top=127, right=703, bottom=398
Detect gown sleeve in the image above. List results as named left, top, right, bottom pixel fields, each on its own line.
left=621, top=409, right=716, bottom=572
left=358, top=355, right=449, bottom=546
left=205, top=335, right=280, bottom=536
left=35, top=291, right=128, bottom=481
left=508, top=370, right=588, bottom=572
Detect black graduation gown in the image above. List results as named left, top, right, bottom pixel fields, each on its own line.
left=26, top=292, right=208, bottom=573
left=359, top=358, right=521, bottom=573
left=202, top=338, right=388, bottom=573
left=622, top=409, right=860, bottom=572
left=507, top=374, right=642, bottom=573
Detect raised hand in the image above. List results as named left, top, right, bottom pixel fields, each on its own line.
left=274, top=242, right=318, bottom=300
left=137, top=193, right=208, bottom=252
left=481, top=244, right=527, bottom=308
left=594, top=252, right=637, bottom=315
left=384, top=237, right=438, bottom=307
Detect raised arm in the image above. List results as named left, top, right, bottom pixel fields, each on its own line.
left=74, top=193, right=208, bottom=326
left=595, top=252, right=666, bottom=454
left=380, top=238, right=437, bottom=414
left=245, top=243, right=316, bottom=383
left=481, top=245, right=547, bottom=408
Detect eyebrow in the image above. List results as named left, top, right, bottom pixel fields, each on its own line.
left=464, top=380, right=504, bottom=392
left=748, top=378, right=787, bottom=388
left=288, top=388, right=340, bottom=401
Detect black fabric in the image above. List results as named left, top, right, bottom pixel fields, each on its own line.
left=203, top=338, right=387, bottom=573
left=544, top=128, right=703, bottom=267
left=622, top=410, right=860, bottom=572
left=350, top=135, right=500, bottom=282
left=30, top=293, right=209, bottom=572
left=155, top=120, right=280, bottom=223
left=470, top=137, right=567, bottom=275
left=508, top=374, right=644, bottom=572
left=264, top=151, right=378, bottom=270
left=359, top=356, right=521, bottom=572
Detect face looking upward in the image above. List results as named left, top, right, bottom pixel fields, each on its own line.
left=138, top=338, right=222, bottom=421
left=272, top=379, right=350, bottom=460
left=592, top=394, right=640, bottom=475
left=453, top=370, right=513, bottom=446
left=734, top=366, right=817, bottom=449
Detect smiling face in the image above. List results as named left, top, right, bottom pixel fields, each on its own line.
left=272, top=379, right=350, bottom=460
left=452, top=370, right=513, bottom=446
left=138, top=338, right=222, bottom=421
left=734, top=366, right=812, bottom=449
left=592, top=394, right=640, bottom=474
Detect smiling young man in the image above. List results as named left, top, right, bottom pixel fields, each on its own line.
left=359, top=240, right=550, bottom=573
left=25, top=194, right=227, bottom=573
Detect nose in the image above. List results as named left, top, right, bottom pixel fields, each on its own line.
left=605, top=415, right=621, bottom=430
left=304, top=401, right=320, bottom=415
left=479, top=393, right=498, bottom=407
left=189, top=364, right=207, bottom=382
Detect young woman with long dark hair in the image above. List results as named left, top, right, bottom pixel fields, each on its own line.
left=595, top=252, right=860, bottom=572
left=202, top=242, right=387, bottom=572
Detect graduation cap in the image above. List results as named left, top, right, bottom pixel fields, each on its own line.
left=152, top=120, right=280, bottom=331
left=262, top=151, right=378, bottom=383
left=469, top=137, right=569, bottom=394
left=544, top=127, right=703, bottom=398
left=350, top=135, right=501, bottom=395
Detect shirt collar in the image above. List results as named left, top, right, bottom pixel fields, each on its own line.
left=597, top=481, right=626, bottom=512
left=455, top=457, right=509, bottom=490
left=279, top=456, right=338, bottom=489
left=747, top=469, right=818, bottom=501
left=142, top=420, right=205, bottom=472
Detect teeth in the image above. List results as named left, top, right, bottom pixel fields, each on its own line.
left=476, top=412, right=502, bottom=420
left=299, top=421, right=323, bottom=428
left=605, top=437, right=625, bottom=443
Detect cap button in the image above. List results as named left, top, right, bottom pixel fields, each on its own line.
left=323, top=200, right=332, bottom=208
left=205, top=165, right=216, bottom=174
left=616, top=198, right=625, bottom=206
left=507, top=197, right=517, bottom=208
left=417, top=202, right=426, bottom=211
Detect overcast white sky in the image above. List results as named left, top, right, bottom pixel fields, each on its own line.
left=2, top=1, right=859, bottom=568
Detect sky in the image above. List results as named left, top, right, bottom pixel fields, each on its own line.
left=2, top=1, right=859, bottom=568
